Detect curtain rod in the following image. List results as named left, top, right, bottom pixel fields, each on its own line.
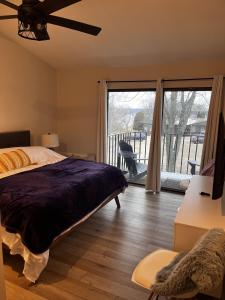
left=164, top=77, right=213, bottom=82
left=98, top=80, right=157, bottom=83
left=97, top=77, right=214, bottom=83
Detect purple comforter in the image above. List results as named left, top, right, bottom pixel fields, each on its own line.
left=0, top=158, right=127, bottom=254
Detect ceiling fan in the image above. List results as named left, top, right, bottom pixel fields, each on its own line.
left=0, top=0, right=102, bottom=41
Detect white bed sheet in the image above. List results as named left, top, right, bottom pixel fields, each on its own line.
left=1, top=226, right=49, bottom=283
left=0, top=148, right=66, bottom=282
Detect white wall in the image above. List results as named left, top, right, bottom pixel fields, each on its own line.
left=57, top=59, right=225, bottom=155
left=0, top=34, right=57, bottom=145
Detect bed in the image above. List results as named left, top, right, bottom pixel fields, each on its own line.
left=0, top=131, right=127, bottom=282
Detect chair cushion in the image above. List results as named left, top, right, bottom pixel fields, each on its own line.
left=131, top=249, right=178, bottom=289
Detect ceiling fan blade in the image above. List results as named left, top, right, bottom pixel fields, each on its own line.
left=0, top=0, right=18, bottom=10
left=0, top=15, right=17, bottom=20
left=35, top=0, right=81, bottom=15
left=47, top=15, right=101, bottom=36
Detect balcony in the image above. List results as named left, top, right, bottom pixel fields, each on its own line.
left=107, top=131, right=204, bottom=191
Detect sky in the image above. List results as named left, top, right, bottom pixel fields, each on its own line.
left=108, top=90, right=211, bottom=110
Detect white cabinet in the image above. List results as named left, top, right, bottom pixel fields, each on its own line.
left=174, top=175, right=225, bottom=251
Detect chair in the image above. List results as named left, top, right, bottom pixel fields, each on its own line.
left=132, top=250, right=199, bottom=300
left=118, top=140, right=147, bottom=181
left=187, top=160, right=200, bottom=175
left=132, top=228, right=225, bottom=299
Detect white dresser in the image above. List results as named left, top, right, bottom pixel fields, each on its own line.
left=174, top=175, right=225, bottom=251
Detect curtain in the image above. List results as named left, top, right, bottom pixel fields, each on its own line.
left=96, top=80, right=108, bottom=163
left=146, top=80, right=163, bottom=192
left=200, top=75, right=224, bottom=171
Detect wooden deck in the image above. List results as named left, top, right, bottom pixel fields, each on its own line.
left=2, top=186, right=216, bottom=299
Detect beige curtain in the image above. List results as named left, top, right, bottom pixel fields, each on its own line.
left=146, top=80, right=163, bottom=192
left=200, top=75, right=224, bottom=171
left=96, top=80, right=108, bottom=163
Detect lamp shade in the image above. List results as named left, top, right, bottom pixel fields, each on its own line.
left=41, top=133, right=59, bottom=148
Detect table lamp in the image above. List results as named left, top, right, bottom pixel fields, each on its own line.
left=41, top=133, right=59, bottom=149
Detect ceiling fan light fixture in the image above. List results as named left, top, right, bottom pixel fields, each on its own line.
left=1, top=0, right=102, bottom=40
left=18, top=20, right=49, bottom=41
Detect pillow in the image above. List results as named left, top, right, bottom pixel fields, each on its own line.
left=21, top=146, right=66, bottom=165
left=0, top=146, right=66, bottom=165
left=0, top=149, right=31, bottom=173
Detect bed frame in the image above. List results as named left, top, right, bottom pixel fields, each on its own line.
left=53, top=190, right=122, bottom=246
left=0, top=130, right=30, bottom=148
left=0, top=130, right=123, bottom=247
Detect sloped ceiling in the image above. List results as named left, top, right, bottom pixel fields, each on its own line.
left=0, top=0, right=225, bottom=69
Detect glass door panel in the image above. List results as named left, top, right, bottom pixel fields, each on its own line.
left=108, top=90, right=156, bottom=185
left=161, top=90, right=212, bottom=191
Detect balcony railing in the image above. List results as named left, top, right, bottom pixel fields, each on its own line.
left=107, top=131, right=204, bottom=175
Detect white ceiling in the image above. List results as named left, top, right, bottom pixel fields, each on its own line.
left=0, top=0, right=225, bottom=69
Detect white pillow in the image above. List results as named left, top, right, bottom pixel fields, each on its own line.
left=0, top=146, right=66, bottom=165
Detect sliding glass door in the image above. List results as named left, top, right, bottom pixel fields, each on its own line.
left=161, top=89, right=212, bottom=191
left=107, top=86, right=212, bottom=191
left=107, top=90, right=156, bottom=184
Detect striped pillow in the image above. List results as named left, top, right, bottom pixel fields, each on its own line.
left=0, top=149, right=31, bottom=173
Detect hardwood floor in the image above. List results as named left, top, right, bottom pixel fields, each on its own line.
left=1, top=186, right=211, bottom=299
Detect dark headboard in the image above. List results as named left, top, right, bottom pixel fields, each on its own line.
left=0, top=131, right=31, bottom=149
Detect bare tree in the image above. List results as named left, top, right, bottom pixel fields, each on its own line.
left=163, top=91, right=197, bottom=171
left=108, top=92, right=145, bottom=134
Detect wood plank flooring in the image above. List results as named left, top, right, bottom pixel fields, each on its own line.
left=2, top=186, right=215, bottom=300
